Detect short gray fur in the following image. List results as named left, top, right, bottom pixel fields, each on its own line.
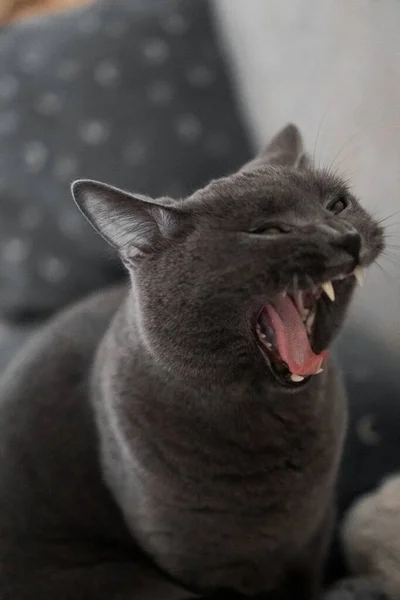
left=0, top=125, right=384, bottom=599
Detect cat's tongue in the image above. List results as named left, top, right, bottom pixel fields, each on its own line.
left=264, top=296, right=327, bottom=376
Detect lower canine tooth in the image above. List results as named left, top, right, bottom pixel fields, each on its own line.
left=291, top=374, right=305, bottom=383
left=321, top=281, right=335, bottom=301
left=353, top=266, right=365, bottom=287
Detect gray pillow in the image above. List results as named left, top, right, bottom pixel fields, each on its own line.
left=0, top=0, right=251, bottom=319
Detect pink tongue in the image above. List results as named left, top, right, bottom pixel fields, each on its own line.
left=264, top=296, right=327, bottom=376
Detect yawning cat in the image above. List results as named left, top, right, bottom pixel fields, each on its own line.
left=0, top=124, right=384, bottom=599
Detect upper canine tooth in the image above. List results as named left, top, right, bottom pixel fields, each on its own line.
left=353, top=266, right=365, bottom=287
left=290, top=374, right=305, bottom=383
left=321, top=280, right=335, bottom=301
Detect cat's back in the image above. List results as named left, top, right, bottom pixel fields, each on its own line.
left=0, top=284, right=126, bottom=405
left=0, top=285, right=138, bottom=591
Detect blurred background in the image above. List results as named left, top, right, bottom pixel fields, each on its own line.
left=0, top=0, right=399, bottom=588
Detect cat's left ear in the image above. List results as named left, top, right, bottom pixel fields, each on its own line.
left=241, top=123, right=311, bottom=171
left=71, top=179, right=186, bottom=259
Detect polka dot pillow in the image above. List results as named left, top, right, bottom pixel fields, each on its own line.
left=0, top=0, right=251, bottom=319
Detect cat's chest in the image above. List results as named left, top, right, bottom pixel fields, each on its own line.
left=98, top=384, right=343, bottom=595
left=102, top=387, right=338, bottom=524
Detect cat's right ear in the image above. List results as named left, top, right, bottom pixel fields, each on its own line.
left=241, top=123, right=310, bottom=171
left=71, top=179, right=187, bottom=259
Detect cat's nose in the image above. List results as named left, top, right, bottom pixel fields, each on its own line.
left=324, top=223, right=362, bottom=265
left=319, top=221, right=362, bottom=263
left=331, top=228, right=362, bottom=262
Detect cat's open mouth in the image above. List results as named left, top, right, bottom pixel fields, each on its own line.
left=256, top=266, right=364, bottom=386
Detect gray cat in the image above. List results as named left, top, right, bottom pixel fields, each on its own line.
left=0, top=124, right=384, bottom=599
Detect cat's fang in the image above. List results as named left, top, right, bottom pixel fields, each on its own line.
left=305, top=311, right=315, bottom=333
left=321, top=281, right=335, bottom=302
left=290, top=374, right=305, bottom=383
left=353, top=266, right=365, bottom=287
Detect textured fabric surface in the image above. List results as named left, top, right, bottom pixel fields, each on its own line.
left=0, top=0, right=251, bottom=319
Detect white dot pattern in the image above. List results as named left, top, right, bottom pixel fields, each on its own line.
left=57, top=59, right=80, bottom=82
left=38, top=256, right=69, bottom=282
left=175, top=114, right=203, bottom=143
left=54, top=157, right=78, bottom=182
left=23, top=141, right=48, bottom=173
left=356, top=414, right=381, bottom=446
left=19, top=48, right=46, bottom=73
left=79, top=120, right=110, bottom=145
left=142, top=38, right=170, bottom=65
left=35, top=92, right=63, bottom=116
left=0, top=0, right=249, bottom=308
left=146, top=80, right=174, bottom=106
left=2, top=237, right=31, bottom=263
left=161, top=13, right=189, bottom=36
left=186, top=65, right=215, bottom=88
left=94, top=60, right=120, bottom=87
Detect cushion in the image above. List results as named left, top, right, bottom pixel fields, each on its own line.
left=0, top=0, right=251, bottom=319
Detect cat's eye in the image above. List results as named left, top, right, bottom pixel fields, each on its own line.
left=327, top=196, right=348, bottom=215
left=249, top=224, right=290, bottom=236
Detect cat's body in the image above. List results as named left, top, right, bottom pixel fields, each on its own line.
left=94, top=288, right=346, bottom=596
left=0, top=286, right=192, bottom=600
left=0, top=284, right=342, bottom=600
left=0, top=125, right=384, bottom=599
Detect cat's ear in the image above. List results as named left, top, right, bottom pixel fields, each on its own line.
left=71, top=179, right=185, bottom=258
left=241, top=123, right=306, bottom=171
left=296, top=152, right=312, bottom=170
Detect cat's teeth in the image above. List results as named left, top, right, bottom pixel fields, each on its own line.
left=353, top=266, right=365, bottom=287
left=290, top=373, right=305, bottom=383
left=321, top=281, right=335, bottom=302
left=260, top=333, right=266, bottom=339
left=306, top=312, right=315, bottom=331
left=316, top=368, right=324, bottom=374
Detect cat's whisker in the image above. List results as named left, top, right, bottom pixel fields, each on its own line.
left=312, top=100, right=336, bottom=169
left=325, top=132, right=359, bottom=178
left=375, top=210, right=400, bottom=226
left=306, top=275, right=316, bottom=293
left=374, top=260, right=395, bottom=281
left=380, top=252, right=400, bottom=268
left=293, top=274, right=299, bottom=298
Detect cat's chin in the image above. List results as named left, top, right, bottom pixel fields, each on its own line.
left=255, top=267, right=363, bottom=387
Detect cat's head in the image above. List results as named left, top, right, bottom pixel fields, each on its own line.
left=72, top=124, right=384, bottom=389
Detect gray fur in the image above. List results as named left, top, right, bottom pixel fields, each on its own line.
left=0, top=124, right=384, bottom=599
